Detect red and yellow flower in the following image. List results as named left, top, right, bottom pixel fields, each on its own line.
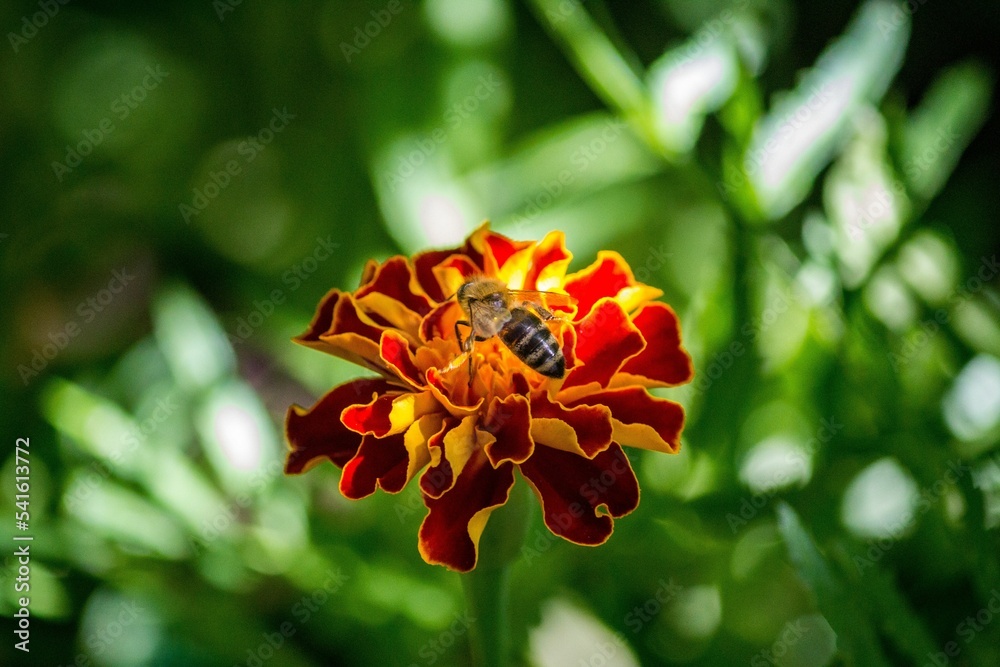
left=284, top=224, right=693, bottom=571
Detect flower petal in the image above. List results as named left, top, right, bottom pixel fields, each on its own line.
left=466, top=223, right=533, bottom=276
left=563, top=251, right=662, bottom=318
left=432, top=255, right=480, bottom=303
left=355, top=255, right=434, bottom=317
left=520, top=443, right=638, bottom=545
left=562, top=298, right=645, bottom=390
left=529, top=390, right=612, bottom=458
left=356, top=292, right=424, bottom=343
left=615, top=303, right=694, bottom=387
left=419, top=415, right=494, bottom=498
left=482, top=394, right=533, bottom=466
left=419, top=301, right=461, bottom=344
left=414, top=247, right=462, bottom=302
left=524, top=230, right=573, bottom=292
left=418, top=453, right=515, bottom=572
left=339, top=412, right=440, bottom=499
left=296, top=292, right=391, bottom=373
left=380, top=330, right=425, bottom=389
left=284, top=379, right=393, bottom=474
left=568, top=386, right=684, bottom=453
left=342, top=389, right=440, bottom=437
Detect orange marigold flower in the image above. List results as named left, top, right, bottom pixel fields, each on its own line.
left=284, top=224, right=693, bottom=571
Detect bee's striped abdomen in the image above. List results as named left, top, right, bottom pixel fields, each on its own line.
left=499, top=307, right=566, bottom=378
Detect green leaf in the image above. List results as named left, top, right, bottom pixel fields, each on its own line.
left=900, top=60, right=993, bottom=201
left=776, top=502, right=891, bottom=667
left=744, top=0, right=911, bottom=220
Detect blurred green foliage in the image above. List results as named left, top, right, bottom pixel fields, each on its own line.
left=2, top=0, right=1000, bottom=665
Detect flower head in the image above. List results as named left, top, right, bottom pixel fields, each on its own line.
left=284, top=224, right=693, bottom=571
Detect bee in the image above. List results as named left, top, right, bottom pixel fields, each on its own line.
left=454, top=276, right=574, bottom=383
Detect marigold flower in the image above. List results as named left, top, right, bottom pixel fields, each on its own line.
left=284, top=224, right=693, bottom=571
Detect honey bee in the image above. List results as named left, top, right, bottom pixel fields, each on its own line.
left=454, top=276, right=575, bottom=383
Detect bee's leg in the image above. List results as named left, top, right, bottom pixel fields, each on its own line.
left=454, top=320, right=470, bottom=350
left=454, top=320, right=477, bottom=386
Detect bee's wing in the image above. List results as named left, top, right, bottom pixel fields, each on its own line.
left=506, top=289, right=577, bottom=311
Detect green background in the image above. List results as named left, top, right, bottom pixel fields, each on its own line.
left=2, top=0, right=1000, bottom=665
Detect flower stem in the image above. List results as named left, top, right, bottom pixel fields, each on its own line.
left=462, top=475, right=532, bottom=667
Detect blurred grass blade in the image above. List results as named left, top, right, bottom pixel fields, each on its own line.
left=863, top=567, right=939, bottom=663
left=647, top=23, right=739, bottom=153
left=153, top=284, right=236, bottom=391
left=41, top=378, right=145, bottom=478
left=527, top=0, right=659, bottom=153
left=825, top=108, right=909, bottom=288
left=776, top=502, right=890, bottom=667
left=196, top=379, right=281, bottom=496
left=467, top=112, right=660, bottom=219
left=63, top=478, right=189, bottom=559
left=900, top=60, right=992, bottom=200
left=744, top=0, right=910, bottom=220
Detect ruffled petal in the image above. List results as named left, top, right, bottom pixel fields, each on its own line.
left=520, top=443, right=638, bottom=545
left=563, top=251, right=662, bottom=318
left=466, top=223, right=533, bottom=276
left=340, top=412, right=440, bottom=499
left=529, top=390, right=612, bottom=458
left=284, top=379, right=393, bottom=474
left=413, top=247, right=461, bottom=302
left=355, top=255, right=434, bottom=317
left=418, top=453, right=515, bottom=572
left=425, top=366, right=484, bottom=418
left=568, top=386, right=684, bottom=453
left=562, top=298, right=645, bottom=390
left=482, top=394, right=533, bottom=466
left=524, top=230, right=573, bottom=292
left=380, top=330, right=426, bottom=389
left=418, top=415, right=494, bottom=498
left=432, top=255, right=480, bottom=303
left=296, top=292, right=391, bottom=373
left=419, top=301, right=461, bottom=344
left=355, top=292, right=424, bottom=342
left=342, top=389, right=440, bottom=437
left=615, top=303, right=694, bottom=387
